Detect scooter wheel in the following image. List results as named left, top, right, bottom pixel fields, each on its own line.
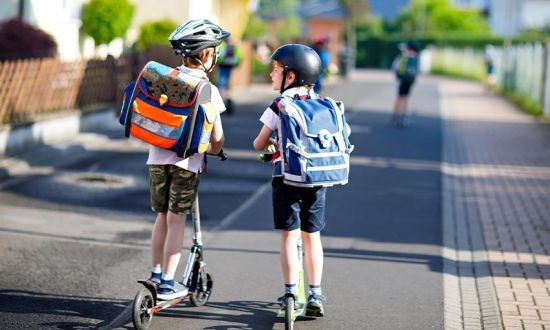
left=132, top=288, right=154, bottom=330
left=190, top=271, right=213, bottom=307
left=285, top=295, right=295, bottom=330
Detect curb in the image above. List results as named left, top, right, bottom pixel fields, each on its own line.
left=0, top=108, right=117, bottom=157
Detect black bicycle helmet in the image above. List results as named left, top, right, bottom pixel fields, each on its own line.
left=169, top=19, right=230, bottom=56
left=271, top=44, right=321, bottom=92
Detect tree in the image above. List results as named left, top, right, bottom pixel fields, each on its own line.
left=393, top=0, right=491, bottom=36
left=339, top=0, right=369, bottom=66
left=81, top=0, right=135, bottom=46
left=136, top=19, right=178, bottom=51
left=243, top=14, right=268, bottom=40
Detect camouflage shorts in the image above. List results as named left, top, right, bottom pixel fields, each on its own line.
left=148, top=165, right=200, bottom=215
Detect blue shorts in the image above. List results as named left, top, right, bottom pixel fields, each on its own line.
left=217, top=66, right=232, bottom=90
left=272, top=177, right=327, bottom=233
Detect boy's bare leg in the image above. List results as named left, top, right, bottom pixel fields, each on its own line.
left=162, top=211, right=186, bottom=278
left=151, top=212, right=167, bottom=269
left=280, top=229, right=301, bottom=284
left=302, top=231, right=324, bottom=286
left=393, top=96, right=408, bottom=117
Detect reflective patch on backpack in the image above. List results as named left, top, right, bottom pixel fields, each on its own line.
left=119, top=61, right=215, bottom=158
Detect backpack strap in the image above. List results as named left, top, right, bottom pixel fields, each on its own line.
left=325, top=97, right=351, bottom=154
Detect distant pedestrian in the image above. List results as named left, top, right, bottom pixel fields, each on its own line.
left=484, top=44, right=496, bottom=89
left=312, top=36, right=331, bottom=94
left=391, top=41, right=419, bottom=127
left=217, top=38, right=242, bottom=114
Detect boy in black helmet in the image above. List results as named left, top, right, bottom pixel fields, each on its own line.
left=253, top=44, right=327, bottom=317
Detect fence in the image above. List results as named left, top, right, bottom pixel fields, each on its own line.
left=0, top=42, right=253, bottom=125
left=430, top=42, right=550, bottom=117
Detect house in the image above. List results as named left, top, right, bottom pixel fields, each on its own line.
left=368, top=0, right=411, bottom=20
left=440, top=0, right=550, bottom=36
left=0, top=0, right=250, bottom=60
left=488, top=0, right=550, bottom=36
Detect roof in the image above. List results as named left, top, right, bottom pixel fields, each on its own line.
left=368, top=0, right=411, bottom=20
left=297, top=0, right=346, bottom=19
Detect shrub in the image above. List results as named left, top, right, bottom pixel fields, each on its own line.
left=136, top=19, right=178, bottom=51
left=0, top=18, right=57, bottom=60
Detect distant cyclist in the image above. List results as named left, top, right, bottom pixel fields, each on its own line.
left=217, top=38, right=242, bottom=114
left=311, top=36, right=331, bottom=94
left=391, top=40, right=419, bottom=127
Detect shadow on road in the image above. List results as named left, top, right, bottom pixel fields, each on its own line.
left=0, top=289, right=129, bottom=329
left=154, top=300, right=316, bottom=329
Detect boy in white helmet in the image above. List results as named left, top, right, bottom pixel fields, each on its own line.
left=147, top=19, right=229, bottom=300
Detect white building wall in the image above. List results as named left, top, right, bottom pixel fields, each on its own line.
left=489, top=0, right=522, bottom=36
left=522, top=0, right=550, bottom=30
left=0, top=0, right=19, bottom=22
left=25, top=0, right=86, bottom=60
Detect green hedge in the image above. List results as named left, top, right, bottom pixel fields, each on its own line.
left=355, top=32, right=548, bottom=68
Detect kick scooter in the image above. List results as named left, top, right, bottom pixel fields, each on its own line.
left=259, top=152, right=306, bottom=330
left=277, top=238, right=306, bottom=330
left=132, top=152, right=227, bottom=330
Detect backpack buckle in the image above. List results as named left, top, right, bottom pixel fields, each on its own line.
left=318, top=129, right=332, bottom=148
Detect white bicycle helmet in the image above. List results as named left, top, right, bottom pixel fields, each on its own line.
left=169, top=19, right=230, bottom=56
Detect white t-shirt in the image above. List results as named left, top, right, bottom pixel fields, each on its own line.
left=146, top=65, right=226, bottom=173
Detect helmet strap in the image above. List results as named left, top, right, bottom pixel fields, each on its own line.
left=280, top=69, right=299, bottom=94
left=190, top=48, right=217, bottom=73
left=280, top=70, right=288, bottom=94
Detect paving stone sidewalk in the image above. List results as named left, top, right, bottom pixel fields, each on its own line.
left=439, top=78, right=550, bottom=329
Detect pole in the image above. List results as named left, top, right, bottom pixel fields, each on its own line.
left=543, top=41, right=550, bottom=117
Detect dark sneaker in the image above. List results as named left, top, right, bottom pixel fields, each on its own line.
left=305, top=294, right=325, bottom=317
left=157, top=280, right=188, bottom=300
left=149, top=272, right=161, bottom=285
left=277, top=293, right=298, bottom=309
left=400, top=115, right=410, bottom=127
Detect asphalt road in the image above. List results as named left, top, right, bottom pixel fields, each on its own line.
left=0, top=71, right=443, bottom=329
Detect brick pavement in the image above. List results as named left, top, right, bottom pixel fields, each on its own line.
left=439, top=78, right=550, bottom=329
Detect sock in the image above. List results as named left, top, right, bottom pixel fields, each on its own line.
left=151, top=266, right=162, bottom=275
left=285, top=284, right=298, bottom=296
left=309, top=285, right=322, bottom=297
left=161, top=273, right=174, bottom=284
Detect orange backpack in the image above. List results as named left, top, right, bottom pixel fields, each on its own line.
left=119, top=61, right=217, bottom=158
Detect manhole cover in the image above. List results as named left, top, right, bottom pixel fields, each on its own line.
left=56, top=172, right=135, bottom=189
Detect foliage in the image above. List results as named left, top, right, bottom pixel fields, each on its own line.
left=275, top=15, right=302, bottom=42
left=338, top=0, right=369, bottom=23
left=356, top=15, right=385, bottom=38
left=82, top=0, right=135, bottom=45
left=388, top=0, right=491, bottom=36
left=257, top=0, right=299, bottom=17
left=136, top=19, right=177, bottom=51
left=0, top=18, right=56, bottom=60
left=243, top=14, right=268, bottom=40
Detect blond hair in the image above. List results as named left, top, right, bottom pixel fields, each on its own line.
left=182, top=48, right=214, bottom=69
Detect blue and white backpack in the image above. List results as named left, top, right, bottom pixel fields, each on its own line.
left=278, top=95, right=353, bottom=187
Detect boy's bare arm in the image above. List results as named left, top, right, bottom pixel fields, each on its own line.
left=207, top=117, right=224, bottom=154
left=253, top=125, right=276, bottom=151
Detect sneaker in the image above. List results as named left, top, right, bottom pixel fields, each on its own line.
left=305, top=294, right=325, bottom=317
left=157, top=280, right=189, bottom=300
left=400, top=115, right=410, bottom=127
left=277, top=293, right=298, bottom=309
left=149, top=272, right=161, bottom=285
